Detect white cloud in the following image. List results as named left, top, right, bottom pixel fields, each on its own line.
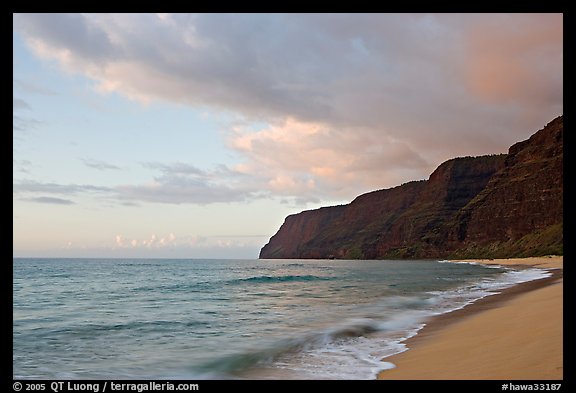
left=109, top=232, right=263, bottom=255
left=115, top=234, right=125, bottom=247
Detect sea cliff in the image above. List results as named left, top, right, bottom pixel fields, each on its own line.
left=260, top=116, right=563, bottom=259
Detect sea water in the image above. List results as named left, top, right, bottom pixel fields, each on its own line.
left=13, top=258, right=550, bottom=379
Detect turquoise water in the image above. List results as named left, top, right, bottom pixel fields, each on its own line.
left=13, top=258, right=549, bottom=379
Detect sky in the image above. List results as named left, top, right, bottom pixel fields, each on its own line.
left=13, top=13, right=563, bottom=259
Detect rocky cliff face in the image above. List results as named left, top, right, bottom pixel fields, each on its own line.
left=446, top=115, right=563, bottom=258
left=260, top=116, right=563, bottom=259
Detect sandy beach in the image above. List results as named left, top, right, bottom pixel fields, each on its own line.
left=378, top=256, right=563, bottom=380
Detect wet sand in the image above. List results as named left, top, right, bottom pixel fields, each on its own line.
left=377, top=256, right=563, bottom=380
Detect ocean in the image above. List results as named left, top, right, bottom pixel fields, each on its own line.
left=13, top=258, right=550, bottom=380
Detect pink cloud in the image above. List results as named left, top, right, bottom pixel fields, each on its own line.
left=228, top=118, right=430, bottom=199
left=463, top=14, right=562, bottom=106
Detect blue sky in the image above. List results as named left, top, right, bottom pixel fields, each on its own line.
left=13, top=30, right=304, bottom=258
left=13, top=13, right=563, bottom=258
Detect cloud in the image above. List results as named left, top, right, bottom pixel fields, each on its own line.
left=12, top=173, right=256, bottom=206
left=142, top=161, right=207, bottom=176
left=14, top=79, right=58, bottom=96
left=13, top=13, right=563, bottom=202
left=13, top=159, right=32, bottom=174
left=112, top=233, right=184, bottom=249
left=110, top=232, right=265, bottom=254
left=13, top=98, right=30, bottom=110
left=112, top=161, right=262, bottom=205
left=14, top=13, right=117, bottom=64
left=13, top=180, right=110, bottom=195
left=228, top=117, right=430, bottom=199
left=13, top=96, right=42, bottom=134
left=463, top=15, right=562, bottom=103
left=23, top=196, right=75, bottom=205
left=13, top=115, right=42, bottom=133
left=81, top=158, right=121, bottom=171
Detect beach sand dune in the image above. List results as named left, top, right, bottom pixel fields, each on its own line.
left=378, top=256, right=563, bottom=380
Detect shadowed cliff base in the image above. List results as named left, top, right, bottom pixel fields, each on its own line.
left=260, top=116, right=563, bottom=260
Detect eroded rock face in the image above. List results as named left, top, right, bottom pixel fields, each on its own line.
left=447, top=116, right=563, bottom=257
left=260, top=116, right=563, bottom=259
left=259, top=205, right=347, bottom=259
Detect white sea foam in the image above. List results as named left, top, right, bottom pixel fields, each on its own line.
left=263, top=321, right=422, bottom=379
left=438, top=259, right=503, bottom=269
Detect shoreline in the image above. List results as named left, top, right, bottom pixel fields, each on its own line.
left=377, top=256, right=563, bottom=380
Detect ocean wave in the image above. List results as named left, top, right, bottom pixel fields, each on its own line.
left=20, top=319, right=212, bottom=340
left=131, top=282, right=213, bottom=293
left=193, top=311, right=428, bottom=379
left=227, top=275, right=333, bottom=285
